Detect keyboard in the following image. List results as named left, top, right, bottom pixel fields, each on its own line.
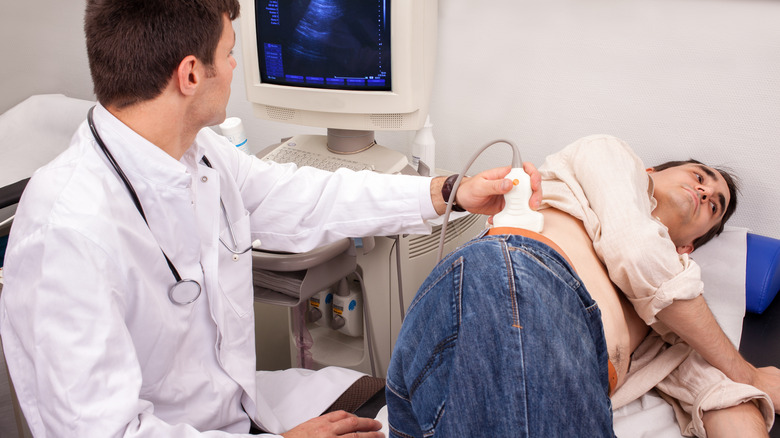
left=259, top=134, right=409, bottom=174
left=263, top=145, right=375, bottom=172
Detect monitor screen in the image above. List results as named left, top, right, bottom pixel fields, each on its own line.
left=257, top=0, right=392, bottom=92
left=240, top=0, right=437, bottom=132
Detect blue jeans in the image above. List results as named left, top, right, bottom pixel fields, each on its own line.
left=386, top=233, right=614, bottom=437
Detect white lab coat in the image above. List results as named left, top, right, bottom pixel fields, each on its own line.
left=0, top=104, right=436, bottom=437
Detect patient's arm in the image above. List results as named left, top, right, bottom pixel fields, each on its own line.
left=703, top=402, right=768, bottom=438
left=545, top=136, right=778, bottom=414
left=657, top=296, right=780, bottom=414
left=752, top=366, right=780, bottom=414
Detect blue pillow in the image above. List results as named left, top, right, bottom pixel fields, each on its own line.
left=746, top=233, right=780, bottom=314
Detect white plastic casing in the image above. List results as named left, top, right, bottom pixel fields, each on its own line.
left=308, top=290, right=333, bottom=328
left=331, top=291, right=363, bottom=337
left=411, top=116, right=436, bottom=175
left=492, top=168, right=544, bottom=232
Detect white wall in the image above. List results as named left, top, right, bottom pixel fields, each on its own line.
left=0, top=0, right=93, bottom=111
left=2, top=0, right=779, bottom=239
left=422, top=0, right=780, bottom=240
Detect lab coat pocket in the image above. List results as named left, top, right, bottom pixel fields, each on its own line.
left=217, top=209, right=254, bottom=318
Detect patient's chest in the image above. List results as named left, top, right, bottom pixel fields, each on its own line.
left=539, top=208, right=649, bottom=391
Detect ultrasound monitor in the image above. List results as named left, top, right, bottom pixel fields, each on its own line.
left=257, top=1, right=391, bottom=93
left=239, top=0, right=438, bottom=173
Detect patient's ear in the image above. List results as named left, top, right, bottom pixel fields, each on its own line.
left=646, top=167, right=655, bottom=174
left=676, top=243, right=694, bottom=255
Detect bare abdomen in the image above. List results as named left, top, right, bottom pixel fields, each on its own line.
left=539, top=208, right=649, bottom=391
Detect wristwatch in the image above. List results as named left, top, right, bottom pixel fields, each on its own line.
left=441, top=174, right=466, bottom=212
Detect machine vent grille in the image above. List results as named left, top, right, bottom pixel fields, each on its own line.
left=408, top=214, right=482, bottom=259
left=266, top=106, right=296, bottom=121
left=369, top=113, right=405, bottom=129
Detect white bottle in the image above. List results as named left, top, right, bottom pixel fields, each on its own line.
left=219, top=117, right=250, bottom=154
left=411, top=115, right=435, bottom=176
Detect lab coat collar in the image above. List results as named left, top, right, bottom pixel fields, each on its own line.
left=90, top=104, right=193, bottom=189
left=180, top=135, right=208, bottom=174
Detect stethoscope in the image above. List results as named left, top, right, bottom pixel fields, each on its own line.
left=87, top=106, right=255, bottom=304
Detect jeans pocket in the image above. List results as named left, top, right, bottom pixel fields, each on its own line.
left=388, top=260, right=464, bottom=436
left=407, top=336, right=456, bottom=435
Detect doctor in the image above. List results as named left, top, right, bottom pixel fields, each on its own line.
left=0, top=0, right=537, bottom=437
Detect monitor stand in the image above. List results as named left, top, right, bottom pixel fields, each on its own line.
left=326, top=129, right=377, bottom=154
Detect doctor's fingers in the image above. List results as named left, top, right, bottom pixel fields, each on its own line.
left=281, top=411, right=383, bottom=438
left=522, top=161, right=543, bottom=210
left=326, top=411, right=383, bottom=437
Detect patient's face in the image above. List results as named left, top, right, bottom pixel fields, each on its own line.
left=648, top=163, right=730, bottom=254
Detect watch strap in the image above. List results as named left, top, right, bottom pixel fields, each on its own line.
left=441, top=174, right=466, bottom=212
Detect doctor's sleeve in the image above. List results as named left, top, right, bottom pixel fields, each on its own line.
left=0, top=225, right=261, bottom=438
left=230, top=151, right=435, bottom=253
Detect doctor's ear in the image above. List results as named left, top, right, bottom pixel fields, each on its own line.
left=176, top=55, right=200, bottom=96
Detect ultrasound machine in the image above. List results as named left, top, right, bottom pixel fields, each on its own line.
left=240, top=0, right=484, bottom=378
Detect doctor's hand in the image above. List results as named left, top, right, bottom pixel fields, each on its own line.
left=432, top=163, right=542, bottom=216
left=281, top=411, right=384, bottom=438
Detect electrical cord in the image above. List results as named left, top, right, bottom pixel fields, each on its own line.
left=353, top=271, right=377, bottom=377
left=394, top=235, right=406, bottom=322
left=436, top=139, right=523, bottom=262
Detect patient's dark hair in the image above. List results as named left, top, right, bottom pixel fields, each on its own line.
left=84, top=0, right=240, bottom=109
left=652, top=159, right=739, bottom=250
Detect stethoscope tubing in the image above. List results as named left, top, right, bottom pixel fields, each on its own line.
left=201, top=155, right=253, bottom=256
left=88, top=106, right=201, bottom=304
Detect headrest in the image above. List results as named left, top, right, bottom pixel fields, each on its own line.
left=746, top=233, right=780, bottom=314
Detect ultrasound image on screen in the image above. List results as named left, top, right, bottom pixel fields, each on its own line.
left=256, top=0, right=391, bottom=91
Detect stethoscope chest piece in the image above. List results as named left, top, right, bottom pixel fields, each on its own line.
left=168, top=280, right=202, bottom=305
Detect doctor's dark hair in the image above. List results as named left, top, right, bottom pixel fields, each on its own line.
left=84, top=0, right=240, bottom=109
left=651, top=159, right=740, bottom=250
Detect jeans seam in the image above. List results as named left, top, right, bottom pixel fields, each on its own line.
left=510, top=246, right=582, bottom=292
left=408, top=333, right=458, bottom=397
left=506, top=246, right=533, bottom=436
left=501, top=240, right=523, bottom=329
left=409, top=256, right=464, bottom=311
left=423, top=412, right=447, bottom=437
left=455, top=259, right=463, bottom=328
left=389, top=424, right=417, bottom=438
left=426, top=407, right=445, bottom=438
left=434, top=235, right=506, bottom=268
left=386, top=380, right=410, bottom=402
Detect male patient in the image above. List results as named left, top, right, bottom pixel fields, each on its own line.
left=387, top=135, right=780, bottom=437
